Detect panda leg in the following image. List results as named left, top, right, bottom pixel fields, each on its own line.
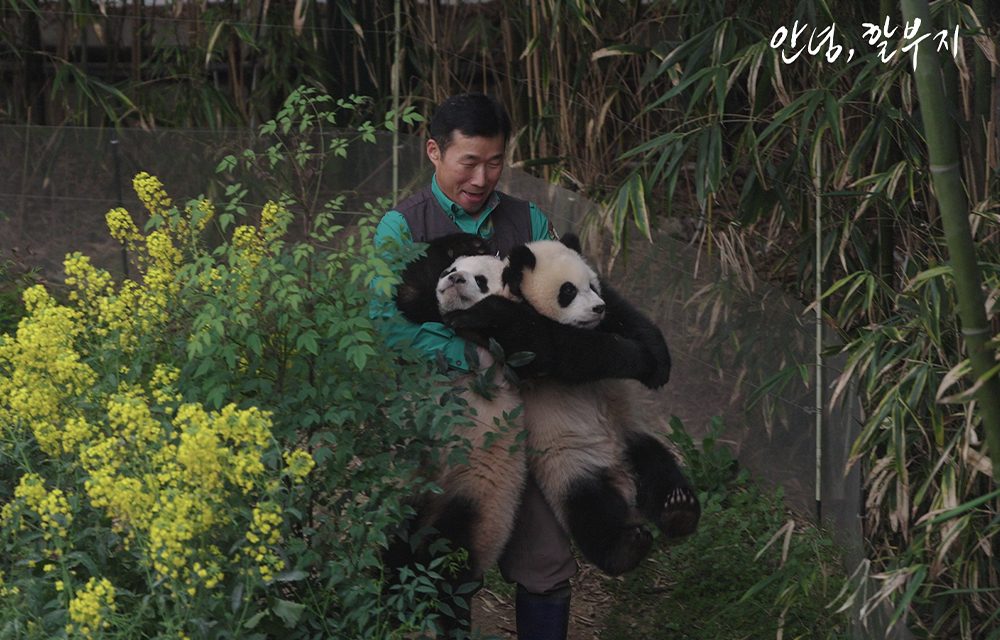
left=625, top=431, right=701, bottom=539
left=562, top=470, right=653, bottom=576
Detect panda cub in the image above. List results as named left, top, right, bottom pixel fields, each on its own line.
left=442, top=235, right=701, bottom=576
left=386, top=233, right=526, bottom=592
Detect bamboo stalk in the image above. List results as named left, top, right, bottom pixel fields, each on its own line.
left=971, top=0, right=992, bottom=201
left=900, top=0, right=1000, bottom=481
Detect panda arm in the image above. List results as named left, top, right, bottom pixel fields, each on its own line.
left=596, top=281, right=672, bottom=387
left=444, top=296, right=660, bottom=386
left=395, top=258, right=446, bottom=324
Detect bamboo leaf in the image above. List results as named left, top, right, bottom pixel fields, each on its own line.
left=887, top=565, right=926, bottom=629
left=591, top=44, right=648, bottom=61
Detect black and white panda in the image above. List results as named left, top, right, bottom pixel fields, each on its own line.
left=387, top=233, right=526, bottom=588
left=442, top=235, right=700, bottom=576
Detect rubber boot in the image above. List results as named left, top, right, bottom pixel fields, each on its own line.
left=514, top=585, right=571, bottom=640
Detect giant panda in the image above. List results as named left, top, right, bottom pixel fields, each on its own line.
left=385, top=233, right=527, bottom=593
left=442, top=234, right=701, bottom=576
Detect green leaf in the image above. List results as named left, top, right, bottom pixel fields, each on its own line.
left=929, top=488, right=1000, bottom=525
left=888, top=565, right=927, bottom=628
left=271, top=598, right=306, bottom=628
left=243, top=610, right=267, bottom=629
left=296, top=330, right=319, bottom=355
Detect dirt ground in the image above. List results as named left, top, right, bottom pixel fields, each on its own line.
left=472, top=563, right=615, bottom=639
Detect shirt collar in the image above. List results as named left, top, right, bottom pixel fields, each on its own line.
left=431, top=175, right=501, bottom=236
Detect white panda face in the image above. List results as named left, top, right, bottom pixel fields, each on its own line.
left=436, top=254, right=506, bottom=314
left=514, top=241, right=605, bottom=329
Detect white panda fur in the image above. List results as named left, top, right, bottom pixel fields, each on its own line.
left=441, top=237, right=699, bottom=576
left=426, top=253, right=525, bottom=578
left=387, top=236, right=526, bottom=593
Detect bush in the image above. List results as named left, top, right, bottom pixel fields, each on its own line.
left=0, top=90, right=467, bottom=639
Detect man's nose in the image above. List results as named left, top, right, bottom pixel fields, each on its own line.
left=469, top=165, right=486, bottom=186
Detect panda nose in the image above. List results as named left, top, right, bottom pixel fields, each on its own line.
left=593, top=304, right=606, bottom=315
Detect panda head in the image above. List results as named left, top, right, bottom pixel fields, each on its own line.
left=503, top=234, right=605, bottom=329
left=436, top=254, right=506, bottom=314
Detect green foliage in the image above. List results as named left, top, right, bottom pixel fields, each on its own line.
left=826, top=258, right=1000, bottom=638
left=0, top=89, right=469, bottom=639
left=602, top=417, right=849, bottom=640
left=0, top=257, right=38, bottom=335
left=616, top=2, right=1000, bottom=636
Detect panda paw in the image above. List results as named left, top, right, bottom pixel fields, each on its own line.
left=594, top=525, right=653, bottom=576
left=658, top=487, right=701, bottom=539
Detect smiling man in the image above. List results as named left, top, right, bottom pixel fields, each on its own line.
left=374, top=93, right=554, bottom=371
left=373, top=94, right=574, bottom=640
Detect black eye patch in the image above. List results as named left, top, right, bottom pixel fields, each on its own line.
left=475, top=275, right=490, bottom=293
left=558, top=282, right=578, bottom=308
left=440, top=267, right=456, bottom=278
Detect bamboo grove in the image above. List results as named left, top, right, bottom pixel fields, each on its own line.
left=2, top=0, right=999, bottom=637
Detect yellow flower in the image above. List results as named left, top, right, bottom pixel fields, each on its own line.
left=245, top=501, right=286, bottom=580
left=186, top=198, right=215, bottom=234
left=67, top=577, right=116, bottom=638
left=106, top=207, right=142, bottom=247
left=133, top=171, right=173, bottom=218
left=3, top=473, right=74, bottom=543
left=260, top=200, right=292, bottom=243
left=283, top=449, right=316, bottom=483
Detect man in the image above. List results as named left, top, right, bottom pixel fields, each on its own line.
left=373, top=93, right=575, bottom=639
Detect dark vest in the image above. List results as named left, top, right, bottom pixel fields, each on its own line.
left=395, top=186, right=531, bottom=258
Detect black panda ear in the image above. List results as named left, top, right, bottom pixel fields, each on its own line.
left=560, top=233, right=582, bottom=253
left=503, top=245, right=536, bottom=298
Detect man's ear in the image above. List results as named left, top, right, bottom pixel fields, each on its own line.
left=560, top=233, right=582, bottom=253
left=426, top=138, right=442, bottom=165
left=503, top=245, right=536, bottom=298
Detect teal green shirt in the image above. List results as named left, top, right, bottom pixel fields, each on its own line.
left=373, top=175, right=554, bottom=371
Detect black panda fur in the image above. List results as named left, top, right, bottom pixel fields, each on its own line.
left=386, top=233, right=525, bottom=610
left=443, top=234, right=700, bottom=576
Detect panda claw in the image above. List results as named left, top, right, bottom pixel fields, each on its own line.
left=658, top=487, right=701, bottom=539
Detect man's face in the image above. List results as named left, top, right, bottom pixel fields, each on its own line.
left=427, top=132, right=505, bottom=215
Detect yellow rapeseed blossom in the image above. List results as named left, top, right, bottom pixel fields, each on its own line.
left=283, top=449, right=316, bottom=483
left=150, top=364, right=183, bottom=408
left=67, top=577, right=116, bottom=638
left=186, top=198, right=215, bottom=234
left=63, top=253, right=114, bottom=307
left=106, top=207, right=142, bottom=248
left=0, top=175, right=304, bottom=614
left=107, top=391, right=162, bottom=446
left=61, top=416, right=95, bottom=456
left=260, top=200, right=292, bottom=244
left=0, top=569, right=20, bottom=598
left=0, top=287, right=95, bottom=456
left=2, top=473, right=74, bottom=546
left=133, top=171, right=173, bottom=219
left=245, top=501, right=285, bottom=581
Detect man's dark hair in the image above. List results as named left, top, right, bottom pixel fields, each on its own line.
left=429, top=93, right=511, bottom=152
